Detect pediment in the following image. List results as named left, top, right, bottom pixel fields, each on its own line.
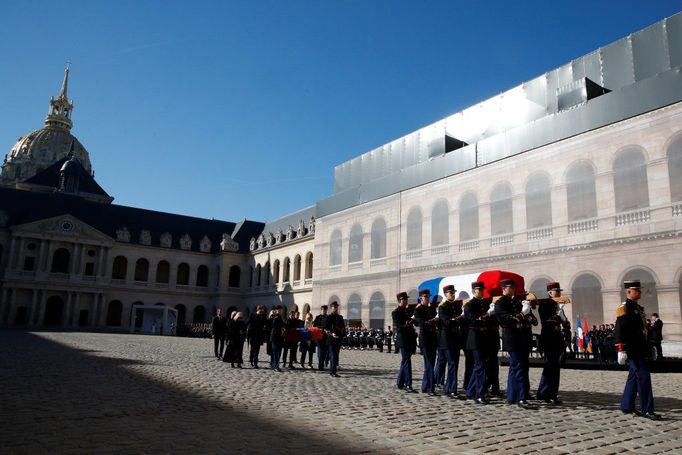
left=11, top=214, right=113, bottom=244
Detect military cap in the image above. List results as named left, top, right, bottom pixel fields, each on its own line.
left=418, top=289, right=431, bottom=297
left=396, top=291, right=409, bottom=301
left=329, top=301, right=339, bottom=307
left=624, top=280, right=641, bottom=289
left=546, top=282, right=562, bottom=291
left=500, top=279, right=516, bottom=288
left=471, top=281, right=485, bottom=290
left=443, top=284, right=456, bottom=293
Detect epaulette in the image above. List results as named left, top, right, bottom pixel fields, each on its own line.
left=552, top=296, right=571, bottom=304
left=463, top=300, right=470, bottom=306
left=438, top=301, right=446, bottom=308
left=615, top=302, right=627, bottom=318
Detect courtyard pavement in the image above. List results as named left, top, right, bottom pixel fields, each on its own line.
left=1, top=330, right=681, bottom=454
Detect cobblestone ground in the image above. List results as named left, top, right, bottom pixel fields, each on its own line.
left=1, top=331, right=681, bottom=454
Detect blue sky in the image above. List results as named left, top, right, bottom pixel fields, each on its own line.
left=1, top=1, right=680, bottom=222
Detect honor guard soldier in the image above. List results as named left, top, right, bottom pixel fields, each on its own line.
left=495, top=279, right=533, bottom=408
left=393, top=292, right=417, bottom=392
left=413, top=289, right=438, bottom=395
left=313, top=305, right=329, bottom=370
left=435, top=284, right=465, bottom=399
left=615, top=280, right=661, bottom=419
left=464, top=281, right=493, bottom=404
left=212, top=309, right=228, bottom=359
left=536, top=282, right=568, bottom=404
left=324, top=301, right=345, bottom=377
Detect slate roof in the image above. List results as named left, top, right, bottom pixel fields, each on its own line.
left=0, top=186, right=264, bottom=254
left=23, top=155, right=110, bottom=197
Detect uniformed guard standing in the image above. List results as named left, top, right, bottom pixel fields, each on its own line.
left=485, top=298, right=501, bottom=397
left=324, top=301, right=345, bottom=377
left=413, top=289, right=438, bottom=396
left=386, top=326, right=393, bottom=353
left=435, top=284, right=465, bottom=399
left=536, top=282, right=568, bottom=404
left=393, top=292, right=417, bottom=392
left=313, top=305, right=329, bottom=370
left=615, top=280, right=661, bottom=419
left=464, top=281, right=493, bottom=404
left=495, top=279, right=532, bottom=408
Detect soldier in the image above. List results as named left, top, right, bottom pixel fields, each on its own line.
left=385, top=326, right=394, bottom=354
left=435, top=284, right=465, bottom=399
left=282, top=310, right=301, bottom=369
left=495, top=279, right=533, bottom=408
left=536, top=282, right=568, bottom=404
left=246, top=305, right=267, bottom=368
left=269, top=306, right=285, bottom=372
left=615, top=280, right=661, bottom=419
left=324, top=301, right=345, bottom=377
left=313, top=305, right=329, bottom=370
left=649, top=313, right=663, bottom=361
left=393, top=292, right=417, bottom=392
left=211, top=308, right=227, bottom=360
left=485, top=296, right=501, bottom=397
left=464, top=281, right=493, bottom=404
left=413, top=289, right=438, bottom=396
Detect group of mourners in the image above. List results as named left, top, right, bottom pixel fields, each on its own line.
left=211, top=302, right=346, bottom=377
left=390, top=279, right=662, bottom=420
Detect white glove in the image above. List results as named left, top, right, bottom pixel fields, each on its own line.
left=521, top=301, right=531, bottom=315
left=556, top=305, right=567, bottom=322
left=487, top=303, right=495, bottom=316
left=617, top=351, right=628, bottom=365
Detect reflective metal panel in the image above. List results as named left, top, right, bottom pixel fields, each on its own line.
left=600, top=37, right=635, bottom=90
left=632, top=22, right=669, bottom=81
left=666, top=13, right=682, bottom=69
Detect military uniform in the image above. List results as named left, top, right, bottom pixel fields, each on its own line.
left=464, top=282, right=490, bottom=403
left=393, top=292, right=417, bottom=391
left=434, top=284, right=464, bottom=398
left=246, top=310, right=267, bottom=368
left=324, top=303, right=345, bottom=377
left=313, top=308, right=329, bottom=370
left=495, top=279, right=532, bottom=407
left=615, top=280, right=659, bottom=419
left=536, top=282, right=568, bottom=403
left=413, top=289, right=438, bottom=395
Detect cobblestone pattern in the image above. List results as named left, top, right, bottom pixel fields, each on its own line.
left=1, top=331, right=681, bottom=454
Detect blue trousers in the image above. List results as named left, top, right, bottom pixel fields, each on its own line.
left=621, top=356, right=655, bottom=414
left=486, top=349, right=500, bottom=393
left=316, top=340, right=328, bottom=369
left=466, top=349, right=487, bottom=399
left=462, top=349, right=474, bottom=393
left=537, top=351, right=561, bottom=400
left=507, top=349, right=529, bottom=403
left=435, top=350, right=446, bottom=385
left=328, top=342, right=341, bottom=375
left=421, top=345, right=437, bottom=392
left=271, top=340, right=283, bottom=370
left=436, top=347, right=460, bottom=395
left=397, top=347, right=413, bottom=388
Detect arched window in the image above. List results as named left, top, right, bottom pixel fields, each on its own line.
left=106, top=300, right=122, bottom=326
left=566, top=161, right=597, bottom=221
left=528, top=277, right=553, bottom=299
left=667, top=135, right=682, bottom=202
left=196, top=265, right=209, bottom=287
left=348, top=224, right=363, bottom=263
left=621, top=269, right=659, bottom=315
left=283, top=257, right=291, bottom=282
left=347, top=294, right=362, bottom=326
left=156, top=260, right=170, bottom=283
left=111, top=256, right=128, bottom=280
left=249, top=266, right=254, bottom=287
left=406, top=207, right=422, bottom=251
left=329, top=230, right=342, bottom=266
left=407, top=289, right=419, bottom=305
left=175, top=304, right=187, bottom=326
left=264, top=262, right=271, bottom=285
left=51, top=248, right=70, bottom=273
left=571, top=273, right=604, bottom=326
left=293, top=255, right=302, bottom=281
left=255, top=264, right=262, bottom=286
left=273, top=260, right=280, bottom=284
left=302, top=303, right=311, bottom=317
left=305, top=252, right=313, bottom=279
left=228, top=265, right=241, bottom=288
left=490, top=182, right=513, bottom=235
left=177, top=263, right=190, bottom=286
left=459, top=192, right=479, bottom=241
left=431, top=200, right=449, bottom=247
left=369, top=292, right=385, bottom=330
left=328, top=295, right=340, bottom=306
left=613, top=148, right=649, bottom=212
left=134, top=258, right=149, bottom=282
left=370, top=218, right=387, bottom=259
left=193, top=305, right=206, bottom=323
left=526, top=173, right=552, bottom=228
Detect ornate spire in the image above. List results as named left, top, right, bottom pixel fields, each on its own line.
left=45, top=62, right=74, bottom=131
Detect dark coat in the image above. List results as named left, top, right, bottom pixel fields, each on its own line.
left=392, top=306, right=416, bottom=351
left=614, top=299, right=649, bottom=358
left=246, top=313, right=267, bottom=344
left=224, top=319, right=246, bottom=363
left=324, top=313, right=346, bottom=346
left=413, top=304, right=438, bottom=350
left=538, top=301, right=565, bottom=354
left=464, top=298, right=488, bottom=351
left=436, top=300, right=463, bottom=349
left=494, top=295, right=531, bottom=352
left=211, top=315, right=227, bottom=338
left=270, top=316, right=285, bottom=342
left=651, top=319, right=663, bottom=342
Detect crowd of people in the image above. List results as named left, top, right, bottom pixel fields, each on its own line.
left=209, top=279, right=663, bottom=420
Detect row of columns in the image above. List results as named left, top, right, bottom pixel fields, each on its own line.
left=8, top=235, right=110, bottom=276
